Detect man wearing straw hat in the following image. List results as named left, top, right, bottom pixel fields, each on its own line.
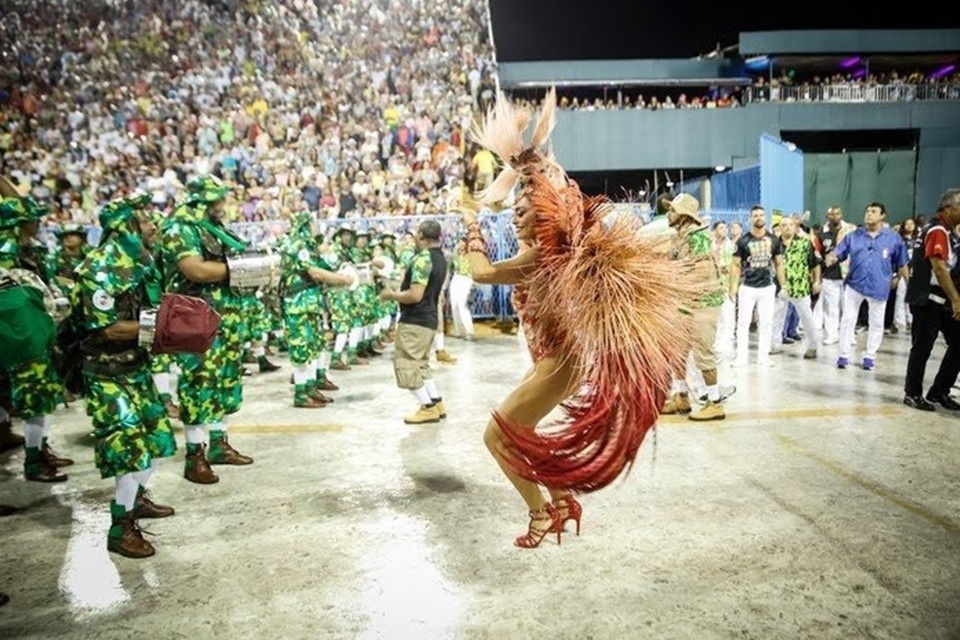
left=661, top=193, right=728, bottom=421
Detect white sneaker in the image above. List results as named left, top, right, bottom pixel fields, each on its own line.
left=823, top=337, right=839, bottom=345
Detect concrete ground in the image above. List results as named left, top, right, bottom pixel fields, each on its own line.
left=0, top=325, right=958, bottom=639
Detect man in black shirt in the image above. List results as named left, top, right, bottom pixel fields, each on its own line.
left=729, top=205, right=786, bottom=366
left=814, top=206, right=853, bottom=345
left=380, top=220, right=448, bottom=424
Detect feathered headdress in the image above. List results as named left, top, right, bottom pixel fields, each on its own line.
left=471, top=88, right=707, bottom=493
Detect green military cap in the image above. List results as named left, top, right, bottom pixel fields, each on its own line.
left=186, top=175, right=231, bottom=204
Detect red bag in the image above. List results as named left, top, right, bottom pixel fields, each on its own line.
left=153, top=293, right=221, bottom=354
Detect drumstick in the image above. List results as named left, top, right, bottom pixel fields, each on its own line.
left=0, top=176, right=20, bottom=198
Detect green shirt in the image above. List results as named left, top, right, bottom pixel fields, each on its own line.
left=781, top=236, right=819, bottom=298
left=409, top=249, right=432, bottom=286
left=450, top=253, right=471, bottom=277
left=687, top=228, right=725, bottom=308
left=160, top=219, right=231, bottom=310
left=281, top=236, right=331, bottom=314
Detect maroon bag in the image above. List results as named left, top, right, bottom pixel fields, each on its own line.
left=153, top=293, right=221, bottom=354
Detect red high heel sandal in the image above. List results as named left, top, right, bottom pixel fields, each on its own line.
left=514, top=504, right=562, bottom=549
left=551, top=495, right=583, bottom=536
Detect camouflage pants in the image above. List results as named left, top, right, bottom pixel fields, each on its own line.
left=284, top=311, right=318, bottom=366
left=9, top=357, right=64, bottom=419
left=219, top=299, right=245, bottom=415
left=84, top=365, right=177, bottom=479
left=176, top=323, right=243, bottom=424
left=239, top=293, right=272, bottom=344
left=327, top=289, right=354, bottom=335
left=356, top=285, right=379, bottom=325
left=150, top=352, right=175, bottom=374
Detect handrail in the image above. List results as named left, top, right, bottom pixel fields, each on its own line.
left=743, top=82, right=960, bottom=104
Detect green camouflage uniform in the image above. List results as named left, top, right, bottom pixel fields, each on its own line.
left=75, top=204, right=176, bottom=479
left=324, top=231, right=355, bottom=361
left=160, top=199, right=246, bottom=425
left=0, top=198, right=64, bottom=419
left=350, top=237, right=377, bottom=351
left=281, top=212, right=333, bottom=402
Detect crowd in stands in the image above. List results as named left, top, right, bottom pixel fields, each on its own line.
left=512, top=67, right=960, bottom=111
left=0, top=0, right=498, bottom=233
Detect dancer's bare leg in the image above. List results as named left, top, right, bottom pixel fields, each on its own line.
left=483, top=354, right=580, bottom=511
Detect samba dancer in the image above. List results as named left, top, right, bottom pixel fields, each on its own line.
left=75, top=194, right=176, bottom=558
left=461, top=90, right=703, bottom=548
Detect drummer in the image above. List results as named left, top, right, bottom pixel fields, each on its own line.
left=371, top=229, right=399, bottom=345
left=351, top=229, right=382, bottom=360
left=280, top=211, right=353, bottom=408
left=48, top=222, right=90, bottom=284
left=74, top=193, right=177, bottom=558
left=159, top=175, right=254, bottom=484
left=325, top=225, right=362, bottom=370
left=0, top=190, right=73, bottom=482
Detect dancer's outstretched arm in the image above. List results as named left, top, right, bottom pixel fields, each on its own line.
left=461, top=209, right=538, bottom=285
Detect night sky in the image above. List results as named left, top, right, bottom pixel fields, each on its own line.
left=487, top=1, right=958, bottom=62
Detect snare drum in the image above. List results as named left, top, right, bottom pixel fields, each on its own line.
left=227, top=252, right=281, bottom=290
left=337, top=264, right=360, bottom=291
left=355, top=262, right=373, bottom=286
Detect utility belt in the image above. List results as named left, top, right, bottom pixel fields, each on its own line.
left=82, top=347, right=147, bottom=376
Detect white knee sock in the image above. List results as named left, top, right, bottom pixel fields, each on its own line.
left=433, top=333, right=445, bottom=351
left=424, top=378, right=440, bottom=401
left=320, top=351, right=331, bottom=369
left=185, top=425, right=207, bottom=444
left=219, top=417, right=228, bottom=433
left=153, top=372, right=170, bottom=395
left=334, top=333, right=347, bottom=354
left=706, top=385, right=720, bottom=402
left=138, top=458, right=160, bottom=487
left=411, top=386, right=432, bottom=406
left=115, top=473, right=140, bottom=511
left=671, top=379, right=689, bottom=394
left=0, top=407, right=8, bottom=421
left=23, top=416, right=45, bottom=448
left=348, top=328, right=360, bottom=349
left=293, top=365, right=310, bottom=385
left=253, top=344, right=265, bottom=357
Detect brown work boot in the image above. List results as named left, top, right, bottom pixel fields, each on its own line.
left=689, top=400, right=726, bottom=421
left=184, top=444, right=219, bottom=484
left=163, top=397, right=180, bottom=420
left=433, top=400, right=447, bottom=419
left=309, top=388, right=334, bottom=404
left=41, top=441, right=74, bottom=468
left=0, top=418, right=24, bottom=454
left=132, top=489, right=175, bottom=519
left=24, top=447, right=67, bottom=482
left=208, top=433, right=253, bottom=465
left=319, top=377, right=339, bottom=391
left=257, top=356, right=281, bottom=373
left=661, top=393, right=692, bottom=415
left=404, top=404, right=442, bottom=425
left=435, top=349, right=457, bottom=364
left=107, top=501, right=155, bottom=559
left=294, top=395, right=327, bottom=409
left=331, top=359, right=351, bottom=371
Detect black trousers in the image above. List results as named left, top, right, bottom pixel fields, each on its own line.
left=904, top=303, right=960, bottom=397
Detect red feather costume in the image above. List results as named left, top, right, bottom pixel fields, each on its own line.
left=470, top=89, right=706, bottom=494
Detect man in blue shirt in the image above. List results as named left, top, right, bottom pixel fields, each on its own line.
left=826, top=202, right=909, bottom=370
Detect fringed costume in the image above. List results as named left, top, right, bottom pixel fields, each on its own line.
left=464, top=89, right=707, bottom=545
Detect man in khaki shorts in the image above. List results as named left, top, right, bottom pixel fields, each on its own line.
left=380, top=220, right=449, bottom=424
left=661, top=194, right=728, bottom=421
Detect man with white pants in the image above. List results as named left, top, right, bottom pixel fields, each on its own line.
left=826, top=202, right=909, bottom=371
left=814, top=206, right=854, bottom=345
left=772, top=217, right=822, bottom=358
left=730, top=205, right=786, bottom=367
